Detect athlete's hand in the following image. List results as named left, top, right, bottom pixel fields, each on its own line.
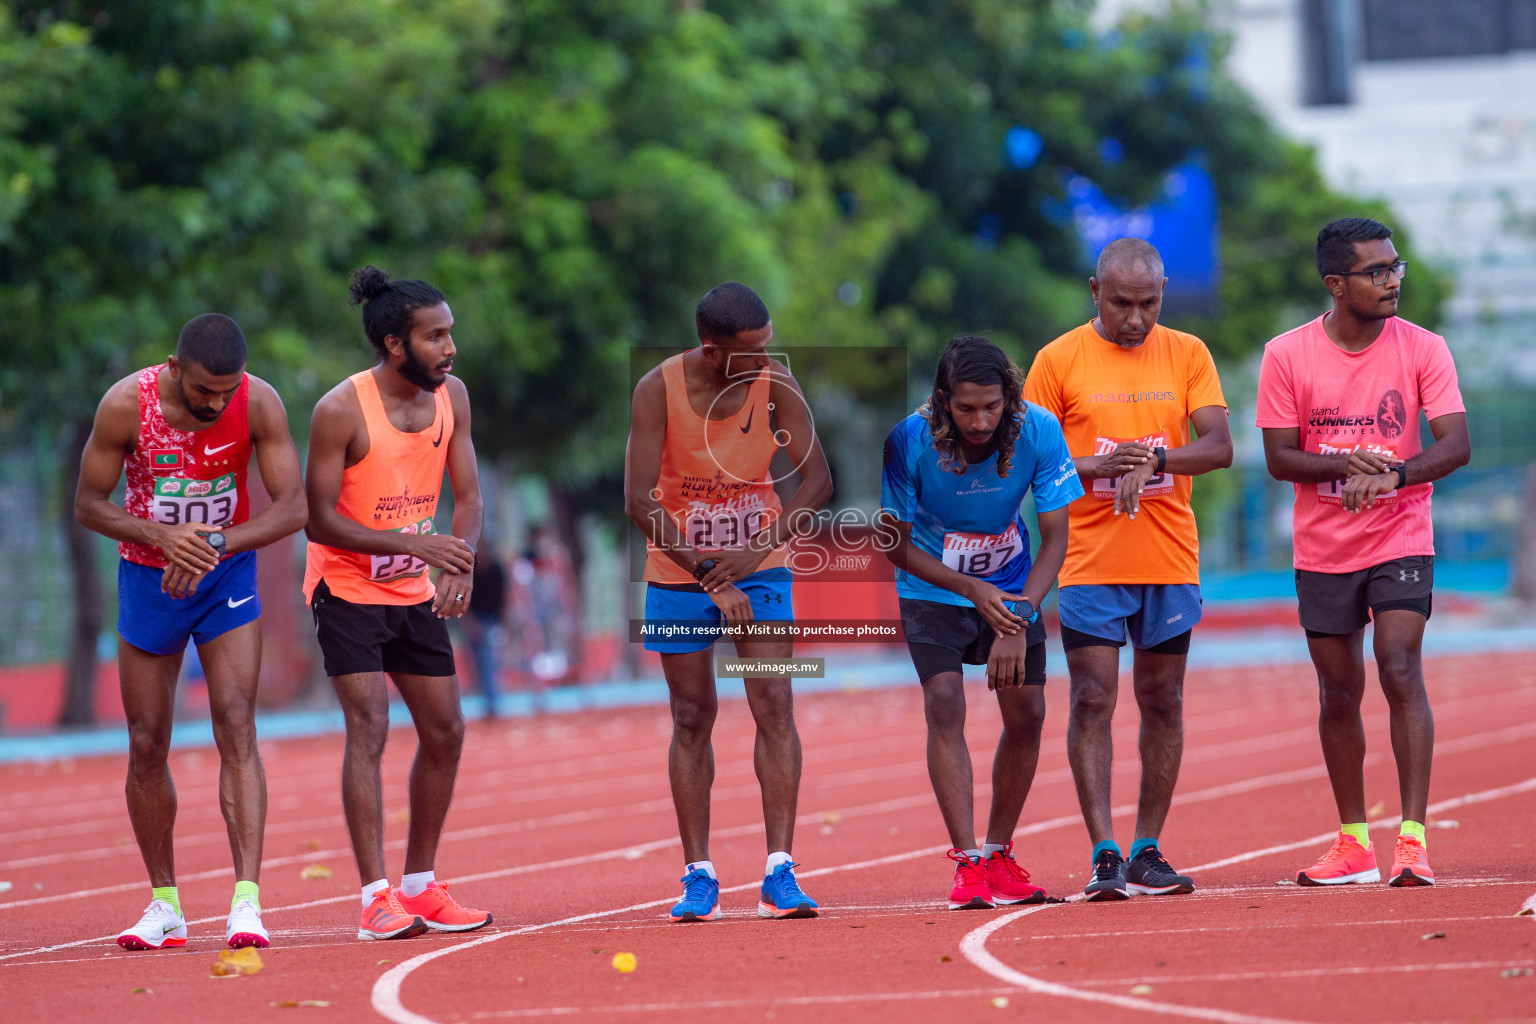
left=986, top=629, right=1030, bottom=691
left=1114, top=460, right=1157, bottom=519
left=1088, top=442, right=1153, bottom=480
left=156, top=522, right=220, bottom=575
left=708, top=583, right=754, bottom=629
left=1341, top=470, right=1397, bottom=513
left=412, top=534, right=476, bottom=574
left=1345, top=449, right=1393, bottom=477
left=433, top=571, right=473, bottom=618
left=965, top=580, right=1025, bottom=636
left=695, top=546, right=767, bottom=593
left=160, top=562, right=205, bottom=600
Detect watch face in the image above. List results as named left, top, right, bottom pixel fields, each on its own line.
left=207, top=532, right=225, bottom=547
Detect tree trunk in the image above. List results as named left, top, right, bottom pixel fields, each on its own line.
left=1513, top=463, right=1536, bottom=604
left=59, top=420, right=104, bottom=727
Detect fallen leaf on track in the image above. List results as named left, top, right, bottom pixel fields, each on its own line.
left=1130, top=985, right=1154, bottom=995
left=270, top=1000, right=331, bottom=1008
left=938, top=955, right=951, bottom=962
left=1367, top=800, right=1387, bottom=817
left=131, top=987, right=152, bottom=994
left=819, top=811, right=841, bottom=825
left=1421, top=932, right=1446, bottom=940
left=299, top=840, right=323, bottom=852
left=389, top=809, right=410, bottom=824
left=376, top=959, right=392, bottom=965
left=990, top=997, right=1009, bottom=1009
left=611, top=952, right=637, bottom=974
left=299, top=864, right=333, bottom=881
left=210, top=948, right=264, bottom=977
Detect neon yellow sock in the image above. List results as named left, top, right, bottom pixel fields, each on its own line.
left=151, top=885, right=181, bottom=916
left=1340, top=823, right=1370, bottom=849
left=232, top=880, right=260, bottom=911
left=1400, top=820, right=1426, bottom=846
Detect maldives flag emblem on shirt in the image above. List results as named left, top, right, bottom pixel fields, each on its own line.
left=150, top=450, right=182, bottom=470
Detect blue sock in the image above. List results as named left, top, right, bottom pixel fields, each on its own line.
left=1129, top=838, right=1158, bottom=860
left=1092, top=840, right=1121, bottom=866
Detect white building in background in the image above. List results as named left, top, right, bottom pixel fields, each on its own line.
left=1100, top=0, right=1536, bottom=385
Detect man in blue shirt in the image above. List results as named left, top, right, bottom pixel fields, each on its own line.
left=879, top=335, right=1082, bottom=909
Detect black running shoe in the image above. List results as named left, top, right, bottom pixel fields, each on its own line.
left=1084, top=848, right=1129, bottom=901
left=1125, top=846, right=1195, bottom=895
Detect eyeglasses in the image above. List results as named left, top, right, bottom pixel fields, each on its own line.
left=1337, top=260, right=1407, bottom=287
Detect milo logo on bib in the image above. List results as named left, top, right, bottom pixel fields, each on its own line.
left=151, top=472, right=238, bottom=527
left=369, top=517, right=434, bottom=582
left=1091, top=433, right=1172, bottom=499
left=1316, top=441, right=1399, bottom=507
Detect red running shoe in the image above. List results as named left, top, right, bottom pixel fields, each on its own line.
left=358, top=888, right=429, bottom=941
left=396, top=881, right=493, bottom=932
left=981, top=842, right=1047, bottom=904
left=1296, top=832, right=1380, bottom=886
left=948, top=849, right=995, bottom=910
left=1387, top=836, right=1435, bottom=887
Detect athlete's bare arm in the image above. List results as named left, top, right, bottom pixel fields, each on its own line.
left=877, top=515, right=1024, bottom=636
left=431, top=376, right=482, bottom=618
left=1263, top=413, right=1469, bottom=512
left=303, top=382, right=475, bottom=573
left=693, top=364, right=833, bottom=592
left=1113, top=404, right=1233, bottom=518
left=1338, top=412, right=1469, bottom=513
left=74, top=374, right=220, bottom=577
left=160, top=377, right=310, bottom=599
left=623, top=367, right=706, bottom=576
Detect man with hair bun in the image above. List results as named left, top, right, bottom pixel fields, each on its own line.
left=1258, top=217, right=1469, bottom=888
left=75, top=313, right=308, bottom=951
left=304, top=266, right=491, bottom=940
left=879, top=334, right=1080, bottom=910
left=1026, top=237, right=1232, bottom=902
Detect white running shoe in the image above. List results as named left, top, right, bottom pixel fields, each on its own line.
left=117, top=899, right=188, bottom=951
left=226, top=896, right=270, bottom=949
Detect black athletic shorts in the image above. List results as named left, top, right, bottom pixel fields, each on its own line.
left=311, top=578, right=457, bottom=678
left=1295, top=555, right=1434, bottom=638
left=899, top=598, right=1047, bottom=684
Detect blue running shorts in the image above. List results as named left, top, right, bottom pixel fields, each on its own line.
left=1057, top=583, right=1201, bottom=652
left=117, top=551, right=261, bottom=656
left=642, top=567, right=794, bottom=654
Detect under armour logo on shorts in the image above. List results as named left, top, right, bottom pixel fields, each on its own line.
left=762, top=593, right=783, bottom=605
left=1399, top=569, right=1420, bottom=582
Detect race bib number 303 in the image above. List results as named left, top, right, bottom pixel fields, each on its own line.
left=370, top=518, right=434, bottom=581
left=1316, top=442, right=1399, bottom=506
left=152, top=473, right=238, bottom=527
left=1090, top=434, right=1172, bottom=499
left=941, top=522, right=1023, bottom=578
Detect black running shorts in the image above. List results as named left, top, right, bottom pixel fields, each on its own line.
left=1295, top=555, right=1433, bottom=638
left=899, top=597, right=1047, bottom=685
left=311, top=578, right=457, bottom=678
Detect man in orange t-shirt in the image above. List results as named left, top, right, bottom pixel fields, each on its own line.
left=1025, top=238, right=1232, bottom=901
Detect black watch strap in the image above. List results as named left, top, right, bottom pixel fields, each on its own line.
left=1395, top=465, right=1408, bottom=489
left=1154, top=446, right=1167, bottom=475
left=692, top=558, right=719, bottom=582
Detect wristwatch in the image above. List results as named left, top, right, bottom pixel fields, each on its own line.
left=1393, top=466, right=1408, bottom=490
left=1153, top=446, right=1167, bottom=475
left=692, top=558, right=719, bottom=583
left=1010, top=599, right=1039, bottom=626
left=203, top=531, right=227, bottom=559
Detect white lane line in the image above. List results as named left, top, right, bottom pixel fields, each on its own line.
left=958, top=905, right=1312, bottom=1024
left=1070, top=960, right=1536, bottom=987
left=465, top=987, right=1022, bottom=1018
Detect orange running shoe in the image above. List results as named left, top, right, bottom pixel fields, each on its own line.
left=396, top=881, right=493, bottom=933
left=1296, top=832, right=1381, bottom=886
left=1387, top=836, right=1434, bottom=887
left=981, top=843, right=1047, bottom=905
left=359, top=887, right=429, bottom=941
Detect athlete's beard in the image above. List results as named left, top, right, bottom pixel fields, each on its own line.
left=399, top=338, right=448, bottom=392
left=176, top=379, right=222, bottom=423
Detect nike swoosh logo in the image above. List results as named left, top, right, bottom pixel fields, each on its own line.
left=432, top=421, right=444, bottom=447
left=739, top=405, right=754, bottom=434
left=204, top=441, right=237, bottom=455
left=163, top=923, right=179, bottom=934
left=227, top=596, right=255, bottom=609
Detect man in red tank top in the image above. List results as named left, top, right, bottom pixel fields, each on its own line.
left=304, top=267, right=491, bottom=940
left=74, top=314, right=308, bottom=951
left=625, top=283, right=834, bottom=922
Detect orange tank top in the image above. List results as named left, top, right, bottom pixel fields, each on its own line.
left=303, top=369, right=454, bottom=605
left=644, top=352, right=788, bottom=584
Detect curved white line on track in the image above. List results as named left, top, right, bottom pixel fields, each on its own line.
left=957, top=905, right=1319, bottom=1024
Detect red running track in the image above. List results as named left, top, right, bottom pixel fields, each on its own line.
left=3, top=651, right=1535, bottom=1023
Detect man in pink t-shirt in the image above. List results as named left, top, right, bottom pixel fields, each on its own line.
left=1256, top=217, right=1469, bottom=890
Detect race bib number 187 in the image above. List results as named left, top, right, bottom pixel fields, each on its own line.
left=941, top=522, right=1023, bottom=578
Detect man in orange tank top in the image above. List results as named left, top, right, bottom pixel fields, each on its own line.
left=625, top=282, right=834, bottom=922
left=304, top=267, right=491, bottom=940
left=75, top=314, right=308, bottom=951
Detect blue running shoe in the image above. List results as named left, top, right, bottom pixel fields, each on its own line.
left=670, top=867, right=721, bottom=923
left=757, top=861, right=819, bottom=919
